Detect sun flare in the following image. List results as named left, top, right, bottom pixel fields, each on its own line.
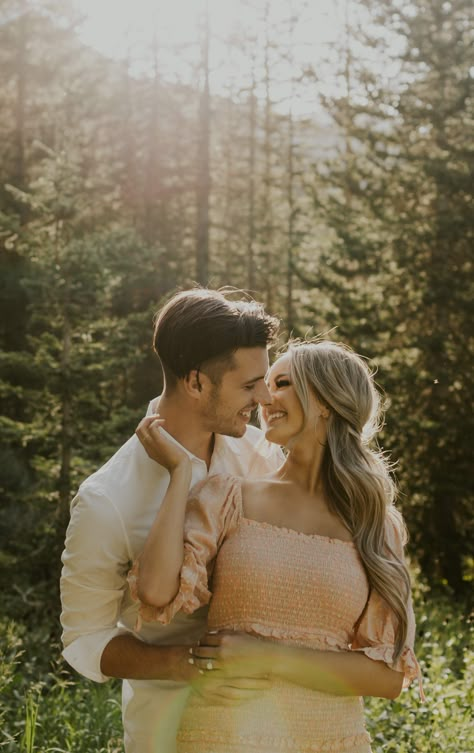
left=73, top=0, right=343, bottom=111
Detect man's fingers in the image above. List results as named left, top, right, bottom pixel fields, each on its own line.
left=200, top=630, right=234, bottom=644
left=199, top=676, right=271, bottom=690
left=192, top=646, right=218, bottom=659
left=196, top=692, right=254, bottom=707
left=205, top=687, right=265, bottom=702
left=196, top=685, right=269, bottom=706
left=198, top=635, right=222, bottom=647
left=222, top=678, right=271, bottom=690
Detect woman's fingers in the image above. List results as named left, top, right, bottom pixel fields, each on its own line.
left=135, top=414, right=190, bottom=470
left=191, top=632, right=272, bottom=679
left=135, top=415, right=165, bottom=440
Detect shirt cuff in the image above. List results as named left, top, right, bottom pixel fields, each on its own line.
left=62, top=626, right=130, bottom=683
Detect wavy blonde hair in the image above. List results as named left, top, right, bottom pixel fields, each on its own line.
left=287, top=339, right=411, bottom=659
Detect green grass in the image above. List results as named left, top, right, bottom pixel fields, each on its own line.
left=0, top=620, right=123, bottom=753
left=364, top=584, right=473, bottom=753
left=1, top=581, right=472, bottom=753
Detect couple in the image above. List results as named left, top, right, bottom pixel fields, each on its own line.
left=60, top=288, right=422, bottom=753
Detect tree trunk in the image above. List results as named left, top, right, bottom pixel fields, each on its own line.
left=58, top=315, right=72, bottom=518
left=143, top=30, right=161, bottom=245
left=196, top=4, right=211, bottom=285
left=15, top=2, right=27, bottom=192
left=262, top=2, right=274, bottom=310
left=247, top=68, right=257, bottom=292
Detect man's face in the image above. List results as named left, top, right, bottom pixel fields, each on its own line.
left=200, top=347, right=271, bottom=438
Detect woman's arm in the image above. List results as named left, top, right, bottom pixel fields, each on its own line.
left=268, top=640, right=404, bottom=699
left=192, top=631, right=404, bottom=700
left=134, top=415, right=192, bottom=607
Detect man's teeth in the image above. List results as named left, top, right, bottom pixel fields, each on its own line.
left=240, top=410, right=251, bottom=418
left=267, top=411, right=286, bottom=424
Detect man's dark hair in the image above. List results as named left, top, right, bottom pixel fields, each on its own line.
left=153, top=288, right=279, bottom=388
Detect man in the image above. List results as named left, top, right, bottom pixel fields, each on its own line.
left=60, top=288, right=283, bottom=753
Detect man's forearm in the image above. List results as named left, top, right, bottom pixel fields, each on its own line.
left=100, top=634, right=196, bottom=681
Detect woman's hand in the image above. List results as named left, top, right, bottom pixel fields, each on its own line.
left=189, top=631, right=274, bottom=679
left=193, top=631, right=406, bottom=699
left=136, top=415, right=190, bottom=473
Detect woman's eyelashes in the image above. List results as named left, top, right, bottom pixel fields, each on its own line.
left=275, top=378, right=291, bottom=389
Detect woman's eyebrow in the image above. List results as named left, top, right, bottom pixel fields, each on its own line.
left=266, top=372, right=290, bottom=384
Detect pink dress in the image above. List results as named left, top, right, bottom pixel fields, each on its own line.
left=130, top=475, right=422, bottom=753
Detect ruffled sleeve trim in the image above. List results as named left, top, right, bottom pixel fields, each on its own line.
left=352, top=643, right=425, bottom=701
left=127, top=544, right=212, bottom=629
left=127, top=474, right=242, bottom=629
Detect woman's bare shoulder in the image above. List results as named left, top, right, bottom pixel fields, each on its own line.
left=240, top=477, right=287, bottom=520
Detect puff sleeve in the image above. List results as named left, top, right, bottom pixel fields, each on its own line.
left=128, top=474, right=242, bottom=627
left=351, top=515, right=424, bottom=699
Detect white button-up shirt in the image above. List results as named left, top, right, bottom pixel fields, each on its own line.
left=60, top=399, right=283, bottom=753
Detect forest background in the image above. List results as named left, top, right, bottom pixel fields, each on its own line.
left=0, top=0, right=472, bottom=750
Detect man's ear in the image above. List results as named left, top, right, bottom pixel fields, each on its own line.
left=183, top=369, right=204, bottom=399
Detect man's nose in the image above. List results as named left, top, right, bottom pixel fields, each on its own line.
left=255, top=380, right=272, bottom=405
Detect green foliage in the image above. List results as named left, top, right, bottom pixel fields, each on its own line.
left=365, top=584, right=473, bottom=752
left=1, top=584, right=472, bottom=752
left=308, top=0, right=473, bottom=593
left=0, top=0, right=472, bottom=748
left=0, top=618, right=123, bottom=752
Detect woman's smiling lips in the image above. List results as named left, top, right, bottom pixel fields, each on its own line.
left=264, top=410, right=286, bottom=425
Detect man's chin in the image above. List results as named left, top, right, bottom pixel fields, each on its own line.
left=229, top=426, right=247, bottom=439
left=218, top=422, right=247, bottom=439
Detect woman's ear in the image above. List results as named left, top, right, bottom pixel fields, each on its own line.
left=314, top=397, right=330, bottom=419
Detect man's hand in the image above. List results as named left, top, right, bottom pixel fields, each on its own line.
left=192, top=675, right=272, bottom=706
left=189, top=631, right=274, bottom=680
left=136, top=415, right=191, bottom=473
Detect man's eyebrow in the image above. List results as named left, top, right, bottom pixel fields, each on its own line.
left=242, top=374, right=267, bottom=385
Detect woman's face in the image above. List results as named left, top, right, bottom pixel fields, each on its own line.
left=260, top=353, right=305, bottom=446
left=261, top=353, right=328, bottom=448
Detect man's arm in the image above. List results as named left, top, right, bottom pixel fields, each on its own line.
left=61, top=487, right=154, bottom=683
left=61, top=489, right=197, bottom=684
left=60, top=485, right=269, bottom=703
left=100, top=634, right=271, bottom=704
left=100, top=635, right=194, bottom=681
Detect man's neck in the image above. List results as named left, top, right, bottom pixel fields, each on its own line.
left=154, top=393, right=215, bottom=468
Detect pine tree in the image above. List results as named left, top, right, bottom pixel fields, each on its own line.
left=310, top=0, right=473, bottom=592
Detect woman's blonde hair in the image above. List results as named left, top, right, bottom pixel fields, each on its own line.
left=287, top=339, right=411, bottom=659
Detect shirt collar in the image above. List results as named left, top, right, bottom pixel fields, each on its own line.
left=213, top=432, right=242, bottom=457
left=158, top=426, right=205, bottom=465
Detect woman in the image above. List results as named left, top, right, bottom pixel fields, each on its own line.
left=130, top=340, right=423, bottom=753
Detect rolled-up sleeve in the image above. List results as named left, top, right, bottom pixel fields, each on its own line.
left=60, top=488, right=131, bottom=682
